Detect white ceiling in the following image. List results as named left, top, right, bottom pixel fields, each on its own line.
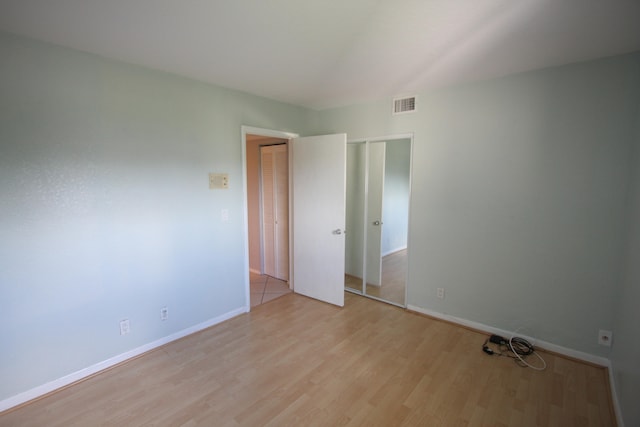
left=1, top=0, right=639, bottom=110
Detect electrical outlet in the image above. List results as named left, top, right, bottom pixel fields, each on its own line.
left=437, top=288, right=445, bottom=299
left=120, top=319, right=130, bottom=335
left=160, top=306, right=168, bottom=321
left=598, top=329, right=612, bottom=347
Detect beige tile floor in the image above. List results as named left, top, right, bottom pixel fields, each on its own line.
left=250, top=272, right=292, bottom=307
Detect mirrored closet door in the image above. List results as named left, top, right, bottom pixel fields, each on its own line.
left=344, top=135, right=412, bottom=307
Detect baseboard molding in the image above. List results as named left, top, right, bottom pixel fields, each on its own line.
left=407, top=304, right=624, bottom=426
left=0, top=306, right=248, bottom=413
left=406, top=305, right=609, bottom=366
left=607, top=366, right=625, bottom=427
left=2, top=303, right=624, bottom=426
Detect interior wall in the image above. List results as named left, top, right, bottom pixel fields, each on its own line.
left=319, top=53, right=640, bottom=358
left=0, top=32, right=315, bottom=402
left=611, top=102, right=640, bottom=427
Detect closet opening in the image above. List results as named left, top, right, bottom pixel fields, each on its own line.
left=344, top=134, right=413, bottom=308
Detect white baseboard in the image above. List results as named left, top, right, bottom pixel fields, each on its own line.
left=0, top=306, right=247, bottom=413
left=406, top=305, right=609, bottom=366
left=607, top=366, right=625, bottom=427
left=407, top=304, right=624, bottom=426
left=3, top=303, right=624, bottom=426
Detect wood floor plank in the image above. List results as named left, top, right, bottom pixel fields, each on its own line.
left=0, top=293, right=616, bottom=426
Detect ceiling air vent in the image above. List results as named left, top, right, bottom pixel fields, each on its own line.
left=393, top=96, right=416, bottom=115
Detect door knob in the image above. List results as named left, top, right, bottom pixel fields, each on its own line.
left=373, top=220, right=383, bottom=226
left=332, top=229, right=343, bottom=235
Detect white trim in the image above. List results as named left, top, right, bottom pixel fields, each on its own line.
left=406, top=304, right=610, bottom=367
left=608, top=366, right=625, bottom=427
left=0, top=306, right=247, bottom=413
left=348, top=133, right=414, bottom=145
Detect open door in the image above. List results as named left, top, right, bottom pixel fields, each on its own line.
left=291, top=134, right=347, bottom=307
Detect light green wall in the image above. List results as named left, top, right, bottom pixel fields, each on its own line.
left=612, top=100, right=640, bottom=427
left=0, top=31, right=315, bottom=401
left=320, top=53, right=640, bottom=358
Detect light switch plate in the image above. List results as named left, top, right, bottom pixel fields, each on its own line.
left=209, top=173, right=229, bottom=189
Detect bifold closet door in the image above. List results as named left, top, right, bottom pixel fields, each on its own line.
left=260, top=144, right=289, bottom=281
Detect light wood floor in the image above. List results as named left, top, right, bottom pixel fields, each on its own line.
left=1, top=293, right=615, bottom=426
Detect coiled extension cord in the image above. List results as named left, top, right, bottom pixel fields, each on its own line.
left=482, top=334, right=546, bottom=370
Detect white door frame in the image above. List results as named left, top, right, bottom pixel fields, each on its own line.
left=241, top=126, right=298, bottom=310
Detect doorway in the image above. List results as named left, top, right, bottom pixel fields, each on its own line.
left=244, top=131, right=294, bottom=307
left=242, top=126, right=348, bottom=310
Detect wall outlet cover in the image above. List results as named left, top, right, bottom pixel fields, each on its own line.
left=598, top=329, right=612, bottom=347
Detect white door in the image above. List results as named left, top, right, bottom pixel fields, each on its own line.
left=291, top=134, right=347, bottom=307
left=260, top=145, right=289, bottom=280
left=366, top=141, right=385, bottom=287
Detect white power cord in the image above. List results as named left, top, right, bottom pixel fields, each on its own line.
left=508, top=335, right=547, bottom=371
